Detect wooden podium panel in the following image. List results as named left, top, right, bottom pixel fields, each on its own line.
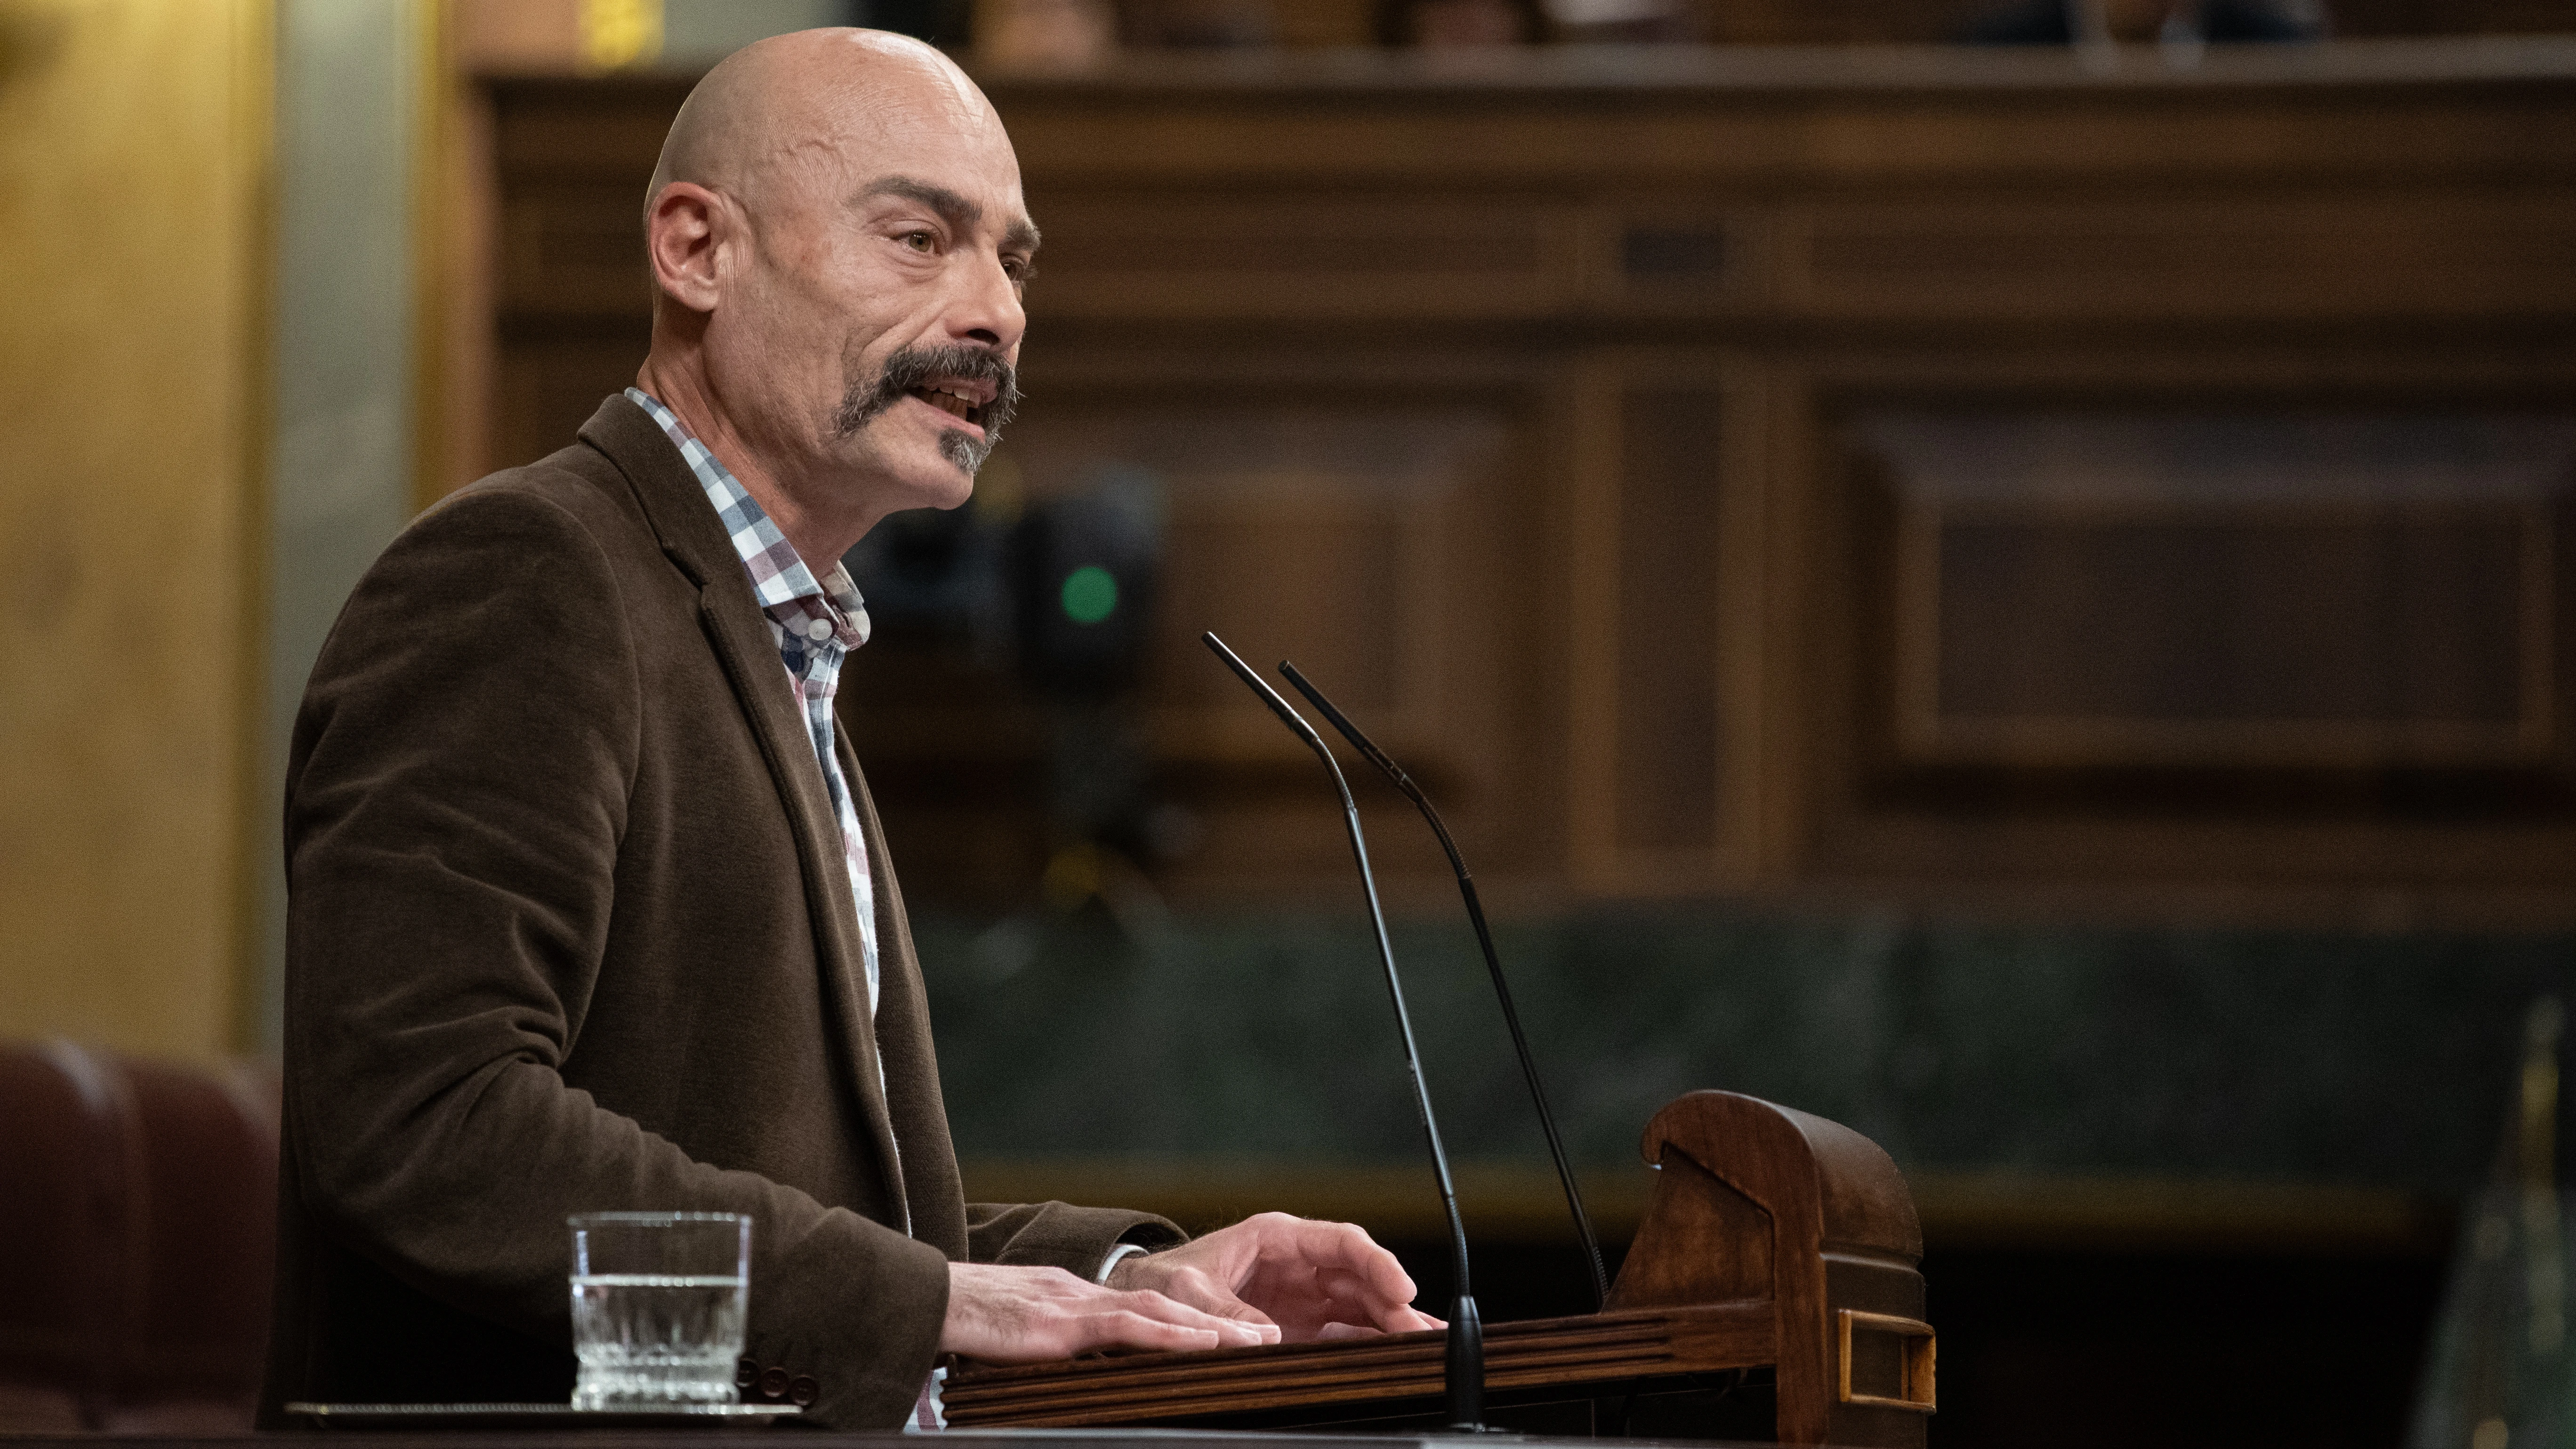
left=941, top=1302, right=1772, bottom=1427
left=943, top=1091, right=1933, bottom=1445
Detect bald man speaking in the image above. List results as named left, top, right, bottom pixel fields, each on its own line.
left=259, top=31, right=1434, bottom=1431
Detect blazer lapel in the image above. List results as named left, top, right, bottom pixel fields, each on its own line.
left=576, top=395, right=910, bottom=1224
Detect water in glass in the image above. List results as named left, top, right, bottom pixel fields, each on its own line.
left=568, top=1212, right=749, bottom=1409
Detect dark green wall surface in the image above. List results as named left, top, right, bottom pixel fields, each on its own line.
left=917, top=904, right=2571, bottom=1190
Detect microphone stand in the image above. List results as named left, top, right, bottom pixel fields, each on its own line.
left=1278, top=660, right=1610, bottom=1312
left=1203, top=632, right=1485, bottom=1433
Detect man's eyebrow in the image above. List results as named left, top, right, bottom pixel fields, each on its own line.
left=858, top=175, right=1040, bottom=254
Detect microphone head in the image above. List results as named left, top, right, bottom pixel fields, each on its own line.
left=1279, top=660, right=1408, bottom=787
left=1202, top=632, right=1328, bottom=749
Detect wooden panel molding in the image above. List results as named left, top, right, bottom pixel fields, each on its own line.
left=475, top=47, right=2576, bottom=918
left=1566, top=354, right=1768, bottom=896
left=1022, top=192, right=1587, bottom=322
left=1856, top=412, right=2574, bottom=772
left=498, top=185, right=652, bottom=319
left=1787, top=195, right=2576, bottom=322
left=1788, top=373, right=2576, bottom=905
left=1896, top=499, right=2551, bottom=769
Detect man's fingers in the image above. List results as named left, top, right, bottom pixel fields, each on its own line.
left=1307, top=1265, right=1428, bottom=1330
left=1152, top=1265, right=1283, bottom=1337
left=1108, top=1289, right=1273, bottom=1350
left=1233, top=1262, right=1438, bottom=1341
left=1071, top=1310, right=1223, bottom=1356
left=942, top=1262, right=1272, bottom=1362
left=1157, top=1214, right=1442, bottom=1342
left=1311, top=1306, right=1441, bottom=1341
left=1266, top=1216, right=1421, bottom=1306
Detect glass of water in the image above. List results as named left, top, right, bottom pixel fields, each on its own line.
left=568, top=1212, right=750, bottom=1409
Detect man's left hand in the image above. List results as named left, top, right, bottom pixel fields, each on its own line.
left=1105, top=1212, right=1444, bottom=1343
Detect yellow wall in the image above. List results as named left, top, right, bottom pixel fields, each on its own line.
left=0, top=0, right=269, bottom=1059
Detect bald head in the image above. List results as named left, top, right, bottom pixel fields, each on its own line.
left=648, top=29, right=1003, bottom=232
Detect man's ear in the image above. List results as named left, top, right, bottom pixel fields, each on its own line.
left=646, top=182, right=726, bottom=314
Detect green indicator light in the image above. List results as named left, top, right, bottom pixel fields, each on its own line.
left=1061, top=565, right=1119, bottom=625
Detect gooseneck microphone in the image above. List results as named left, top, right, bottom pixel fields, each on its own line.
left=1202, top=632, right=1484, bottom=1433
left=1277, top=660, right=1610, bottom=1312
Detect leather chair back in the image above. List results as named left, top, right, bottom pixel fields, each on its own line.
left=0, top=1040, right=280, bottom=1432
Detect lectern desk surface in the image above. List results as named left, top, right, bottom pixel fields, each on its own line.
left=947, top=1092, right=1934, bottom=1448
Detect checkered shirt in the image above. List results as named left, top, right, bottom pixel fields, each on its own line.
left=627, top=388, right=881, bottom=1016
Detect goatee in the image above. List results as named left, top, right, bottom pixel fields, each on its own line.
left=831, top=342, right=1022, bottom=475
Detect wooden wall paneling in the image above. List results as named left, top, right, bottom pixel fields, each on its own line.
left=1888, top=492, right=2555, bottom=771
left=2325, top=0, right=2576, bottom=32
left=1782, top=347, right=2576, bottom=911
left=992, top=349, right=1554, bottom=902
left=1682, top=0, right=1987, bottom=44
left=484, top=79, right=666, bottom=474
left=1761, top=360, right=1839, bottom=889
left=1781, top=192, right=2576, bottom=324
left=2532, top=490, right=2562, bottom=765
left=490, top=330, right=650, bottom=470
left=1611, top=377, right=1723, bottom=865
left=490, top=76, right=684, bottom=180
left=478, top=50, right=2576, bottom=921
left=1578, top=201, right=1768, bottom=317
left=1717, top=360, right=1819, bottom=889
left=1566, top=351, right=1764, bottom=897
left=1019, top=190, right=1588, bottom=322
left=1563, top=356, right=1623, bottom=892
left=1716, top=355, right=1778, bottom=887
left=988, top=57, right=2576, bottom=199
left=499, top=182, right=656, bottom=320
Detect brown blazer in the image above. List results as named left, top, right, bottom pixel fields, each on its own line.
left=258, top=394, right=1178, bottom=1429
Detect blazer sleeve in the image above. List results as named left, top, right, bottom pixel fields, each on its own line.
left=282, top=483, right=950, bottom=1428
left=965, top=1201, right=1187, bottom=1278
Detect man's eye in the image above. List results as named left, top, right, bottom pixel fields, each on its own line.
left=902, top=232, right=936, bottom=253
left=1004, top=258, right=1036, bottom=283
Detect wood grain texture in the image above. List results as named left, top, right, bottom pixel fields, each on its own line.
left=942, top=1301, right=1772, bottom=1426
left=1612, top=1090, right=1923, bottom=1444
left=473, top=44, right=2576, bottom=921
left=946, top=1091, right=1926, bottom=1445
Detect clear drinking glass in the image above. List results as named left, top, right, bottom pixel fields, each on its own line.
left=568, top=1212, right=750, bottom=1409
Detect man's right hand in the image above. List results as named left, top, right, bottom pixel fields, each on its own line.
left=940, top=1261, right=1282, bottom=1361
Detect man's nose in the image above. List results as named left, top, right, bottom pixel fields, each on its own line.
left=948, top=250, right=1025, bottom=350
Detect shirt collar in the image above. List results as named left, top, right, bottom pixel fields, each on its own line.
left=627, top=387, right=869, bottom=649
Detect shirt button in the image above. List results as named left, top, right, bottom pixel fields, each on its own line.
left=788, top=1376, right=820, bottom=1407
left=806, top=618, right=833, bottom=641
left=759, top=1366, right=792, bottom=1401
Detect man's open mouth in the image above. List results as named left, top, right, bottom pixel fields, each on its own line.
left=908, top=384, right=988, bottom=427
left=836, top=345, right=1020, bottom=459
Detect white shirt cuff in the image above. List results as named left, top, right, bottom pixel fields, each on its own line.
left=1094, top=1242, right=1150, bottom=1284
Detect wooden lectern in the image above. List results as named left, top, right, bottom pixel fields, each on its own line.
left=943, top=1091, right=1934, bottom=1444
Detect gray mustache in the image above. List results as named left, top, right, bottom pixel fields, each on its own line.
left=834, top=344, right=1021, bottom=443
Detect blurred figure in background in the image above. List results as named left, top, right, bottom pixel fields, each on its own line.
left=977, top=0, right=1121, bottom=65
left=1960, top=0, right=2324, bottom=44
left=1376, top=0, right=1546, bottom=46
